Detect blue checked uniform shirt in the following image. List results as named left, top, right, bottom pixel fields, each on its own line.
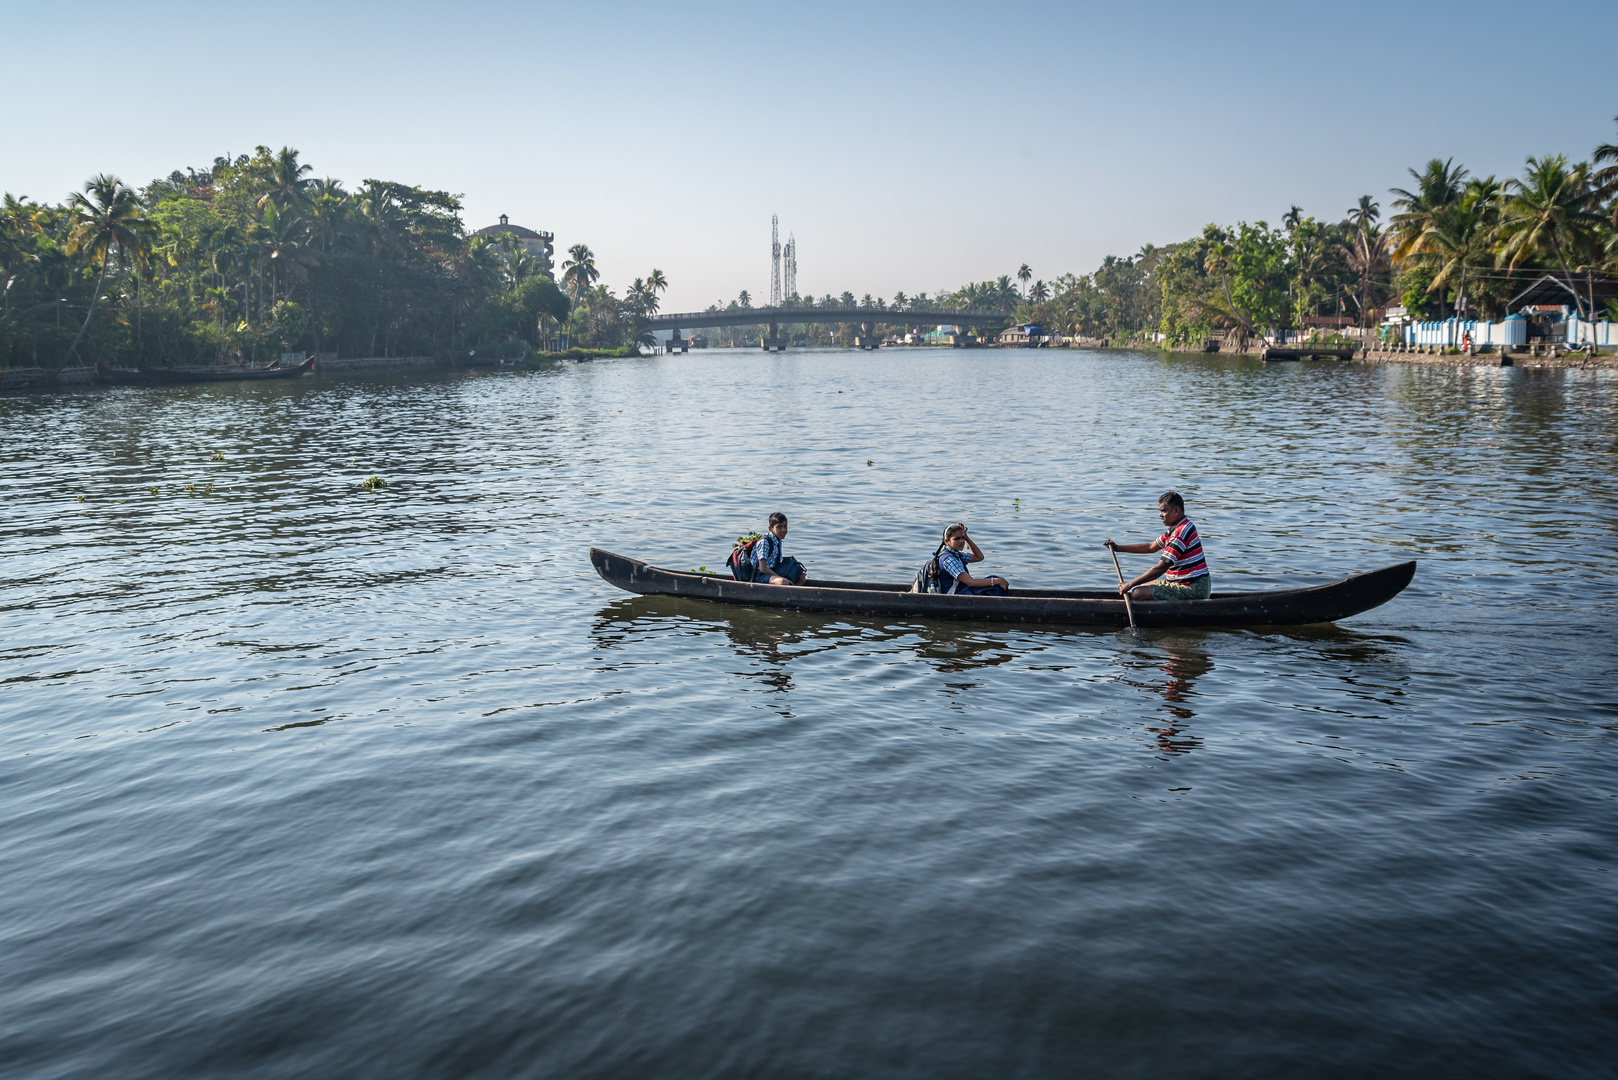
left=753, top=532, right=784, bottom=574
left=937, top=545, right=971, bottom=583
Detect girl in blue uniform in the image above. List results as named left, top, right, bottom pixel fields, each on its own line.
left=936, top=523, right=1009, bottom=595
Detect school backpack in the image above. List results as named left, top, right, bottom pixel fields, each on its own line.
left=910, top=545, right=961, bottom=594
left=728, top=533, right=763, bottom=582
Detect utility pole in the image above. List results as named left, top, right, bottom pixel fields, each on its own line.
left=784, top=234, right=796, bottom=301
left=770, top=215, right=782, bottom=308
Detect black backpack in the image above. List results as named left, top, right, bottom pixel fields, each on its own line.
left=910, top=544, right=961, bottom=594
left=728, top=534, right=762, bottom=582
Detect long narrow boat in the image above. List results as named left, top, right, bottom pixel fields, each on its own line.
left=590, top=548, right=1416, bottom=628
left=98, top=357, right=316, bottom=385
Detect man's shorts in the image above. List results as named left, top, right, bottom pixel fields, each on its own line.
left=1149, top=575, right=1211, bottom=600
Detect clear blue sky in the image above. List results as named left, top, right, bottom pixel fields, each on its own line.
left=5, top=0, right=1614, bottom=312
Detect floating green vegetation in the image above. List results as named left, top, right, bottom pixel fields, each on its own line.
left=361, top=476, right=387, bottom=492
left=209, top=451, right=226, bottom=462
left=150, top=486, right=158, bottom=495
left=735, top=531, right=762, bottom=546
left=866, top=460, right=874, bottom=466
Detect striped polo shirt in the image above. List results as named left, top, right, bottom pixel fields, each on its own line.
left=1158, top=518, right=1208, bottom=581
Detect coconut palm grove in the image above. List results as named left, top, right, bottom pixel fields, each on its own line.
left=3, top=127, right=1617, bottom=369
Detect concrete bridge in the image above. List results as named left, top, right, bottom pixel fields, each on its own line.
left=647, top=306, right=1015, bottom=351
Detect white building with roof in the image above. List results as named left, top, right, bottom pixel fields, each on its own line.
left=472, top=214, right=554, bottom=274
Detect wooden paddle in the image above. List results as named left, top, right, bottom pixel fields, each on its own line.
left=1108, top=544, right=1138, bottom=634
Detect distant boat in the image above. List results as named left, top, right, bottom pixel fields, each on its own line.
left=589, top=548, right=1416, bottom=628
left=96, top=357, right=315, bottom=385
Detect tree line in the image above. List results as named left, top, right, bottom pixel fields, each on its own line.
left=1030, top=125, right=1618, bottom=347
left=703, top=122, right=1618, bottom=348
left=0, top=146, right=666, bottom=369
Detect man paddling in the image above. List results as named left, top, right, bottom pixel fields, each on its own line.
left=1105, top=491, right=1211, bottom=600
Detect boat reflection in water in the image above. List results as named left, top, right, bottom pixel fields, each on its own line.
left=591, top=596, right=1018, bottom=698
left=591, top=597, right=1413, bottom=755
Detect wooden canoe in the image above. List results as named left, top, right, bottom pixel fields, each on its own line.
left=590, top=548, right=1416, bottom=628
left=124, top=357, right=316, bottom=384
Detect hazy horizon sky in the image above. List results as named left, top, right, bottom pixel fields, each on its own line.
left=5, top=0, right=1614, bottom=311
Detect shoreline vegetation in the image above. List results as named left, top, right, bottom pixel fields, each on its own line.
left=698, top=120, right=1618, bottom=356
left=0, top=146, right=662, bottom=375
left=4, top=124, right=1617, bottom=382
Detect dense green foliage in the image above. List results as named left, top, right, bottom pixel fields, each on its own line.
left=1, top=147, right=665, bottom=369
left=1024, top=126, right=1618, bottom=346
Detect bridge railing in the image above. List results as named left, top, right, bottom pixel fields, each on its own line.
left=649, top=307, right=1015, bottom=328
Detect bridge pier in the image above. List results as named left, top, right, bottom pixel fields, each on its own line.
left=855, top=321, right=880, bottom=350
left=667, top=328, right=688, bottom=354
left=761, top=320, right=786, bottom=352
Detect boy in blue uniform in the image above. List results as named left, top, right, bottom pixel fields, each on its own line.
left=753, top=512, right=807, bottom=585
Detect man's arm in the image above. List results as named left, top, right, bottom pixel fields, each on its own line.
left=1105, top=538, right=1165, bottom=555
left=1120, top=558, right=1169, bottom=596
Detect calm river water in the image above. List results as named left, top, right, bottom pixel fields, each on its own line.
left=2, top=349, right=1614, bottom=1078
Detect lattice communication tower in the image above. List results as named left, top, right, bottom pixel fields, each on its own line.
left=783, top=234, right=797, bottom=301
left=770, top=215, right=782, bottom=308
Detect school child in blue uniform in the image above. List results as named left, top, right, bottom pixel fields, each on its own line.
left=753, top=512, right=807, bottom=585
left=936, top=523, right=1009, bottom=595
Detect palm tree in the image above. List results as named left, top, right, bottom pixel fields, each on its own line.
left=260, top=202, right=318, bottom=306
left=626, top=277, right=649, bottom=315
left=354, top=182, right=406, bottom=260
left=1390, top=158, right=1469, bottom=260
left=646, top=268, right=668, bottom=296
left=891, top=291, right=909, bottom=311
left=993, top=275, right=1019, bottom=312
left=1496, top=155, right=1604, bottom=321
left=1591, top=115, right=1618, bottom=203
left=639, top=276, right=660, bottom=315
left=257, top=147, right=313, bottom=211
left=561, top=244, right=599, bottom=302
left=63, top=175, right=152, bottom=365
left=1016, top=263, right=1032, bottom=297
left=737, top=289, right=751, bottom=308
left=1029, top=279, right=1051, bottom=304
left=1347, top=195, right=1379, bottom=231
left=1343, top=196, right=1388, bottom=331
left=1412, top=193, right=1491, bottom=342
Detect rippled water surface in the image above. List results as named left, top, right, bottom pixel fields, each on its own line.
left=3, top=349, right=1615, bottom=1078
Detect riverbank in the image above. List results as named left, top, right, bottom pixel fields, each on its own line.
left=0, top=346, right=644, bottom=392
left=1093, top=342, right=1618, bottom=370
